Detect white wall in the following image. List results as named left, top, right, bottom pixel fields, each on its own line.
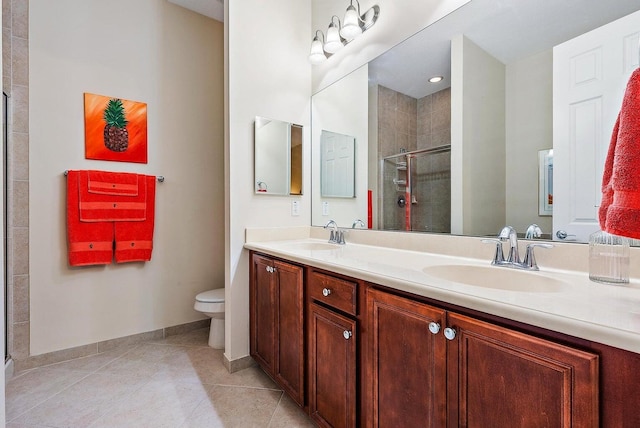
left=451, top=35, right=506, bottom=236
left=225, top=0, right=311, bottom=361
left=505, top=50, right=553, bottom=233
left=29, top=0, right=224, bottom=355
left=311, top=0, right=471, bottom=93
left=311, top=65, right=369, bottom=227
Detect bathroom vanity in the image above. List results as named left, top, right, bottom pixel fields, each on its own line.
left=246, top=231, right=640, bottom=427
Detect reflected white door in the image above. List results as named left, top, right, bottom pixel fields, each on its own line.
left=321, top=131, right=355, bottom=198
left=553, top=10, right=640, bottom=242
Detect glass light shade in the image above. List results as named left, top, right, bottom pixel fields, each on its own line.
left=340, top=5, right=362, bottom=40
left=308, top=38, right=326, bottom=65
left=324, top=23, right=343, bottom=54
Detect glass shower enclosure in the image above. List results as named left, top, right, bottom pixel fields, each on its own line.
left=380, top=145, right=451, bottom=233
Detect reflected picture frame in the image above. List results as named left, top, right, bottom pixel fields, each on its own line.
left=538, top=149, right=553, bottom=216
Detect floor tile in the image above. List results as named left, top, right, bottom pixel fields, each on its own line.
left=5, top=329, right=314, bottom=427
left=181, top=385, right=282, bottom=428
left=11, top=372, right=151, bottom=428
left=269, top=394, right=316, bottom=428
left=5, top=368, right=89, bottom=422
left=89, top=379, right=211, bottom=428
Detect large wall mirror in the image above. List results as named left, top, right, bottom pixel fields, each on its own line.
left=311, top=0, right=640, bottom=242
left=255, top=116, right=303, bottom=196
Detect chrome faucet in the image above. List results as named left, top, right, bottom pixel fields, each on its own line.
left=525, top=224, right=542, bottom=239
left=482, top=226, right=553, bottom=270
left=324, top=220, right=345, bottom=245
left=352, top=219, right=366, bottom=229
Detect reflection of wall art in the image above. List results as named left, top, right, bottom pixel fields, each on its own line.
left=84, top=93, right=148, bottom=163
left=538, top=149, right=553, bottom=216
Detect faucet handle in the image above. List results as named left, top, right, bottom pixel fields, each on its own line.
left=522, top=243, right=553, bottom=270
left=481, top=239, right=505, bottom=265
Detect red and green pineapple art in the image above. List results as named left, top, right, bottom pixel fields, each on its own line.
left=84, top=92, right=148, bottom=163
left=103, top=98, right=129, bottom=152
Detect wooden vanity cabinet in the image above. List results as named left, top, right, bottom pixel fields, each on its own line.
left=307, top=270, right=360, bottom=428
left=250, top=253, right=305, bottom=406
left=365, top=286, right=599, bottom=428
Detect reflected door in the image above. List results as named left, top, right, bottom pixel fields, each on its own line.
left=553, top=10, right=640, bottom=242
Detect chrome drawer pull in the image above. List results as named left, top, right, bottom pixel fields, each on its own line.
left=343, top=330, right=352, bottom=340
left=428, top=322, right=441, bottom=335
left=322, top=288, right=331, bottom=297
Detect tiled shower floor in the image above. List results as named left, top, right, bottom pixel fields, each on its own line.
left=5, top=328, right=315, bottom=427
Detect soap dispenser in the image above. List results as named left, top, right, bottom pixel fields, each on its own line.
left=588, top=230, right=629, bottom=284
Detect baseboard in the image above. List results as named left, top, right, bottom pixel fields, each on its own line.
left=13, top=319, right=210, bottom=372
left=223, top=353, right=257, bottom=374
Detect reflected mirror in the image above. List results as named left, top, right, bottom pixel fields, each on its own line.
left=311, top=0, right=640, bottom=242
left=254, top=116, right=303, bottom=196
left=320, top=130, right=356, bottom=198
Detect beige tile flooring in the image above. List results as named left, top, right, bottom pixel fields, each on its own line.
left=5, top=328, right=316, bottom=427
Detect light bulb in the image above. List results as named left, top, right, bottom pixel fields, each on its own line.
left=309, top=36, right=326, bottom=65
left=324, top=22, right=343, bottom=54
left=340, top=5, right=362, bottom=40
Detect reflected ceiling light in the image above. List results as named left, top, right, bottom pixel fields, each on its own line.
left=309, top=1, right=380, bottom=65
left=308, top=30, right=327, bottom=65
left=429, top=76, right=444, bottom=83
left=324, top=16, right=344, bottom=54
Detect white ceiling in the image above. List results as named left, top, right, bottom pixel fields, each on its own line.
left=369, top=0, right=640, bottom=99
left=167, top=0, right=224, bottom=22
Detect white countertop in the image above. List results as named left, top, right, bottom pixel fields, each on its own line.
left=244, top=230, right=640, bottom=354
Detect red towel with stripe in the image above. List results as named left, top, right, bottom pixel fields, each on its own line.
left=600, top=68, right=640, bottom=239
left=66, top=170, right=157, bottom=266
left=66, top=171, right=114, bottom=266
left=115, top=175, right=156, bottom=263
left=79, top=170, right=147, bottom=222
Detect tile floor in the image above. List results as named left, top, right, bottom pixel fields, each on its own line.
left=5, top=328, right=316, bottom=427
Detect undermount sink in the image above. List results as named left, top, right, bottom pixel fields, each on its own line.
left=279, top=242, right=342, bottom=251
left=422, top=264, right=567, bottom=293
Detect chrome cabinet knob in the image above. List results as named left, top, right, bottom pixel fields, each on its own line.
left=444, top=327, right=457, bottom=341
left=428, top=322, right=441, bottom=335
left=322, top=288, right=331, bottom=297
left=343, top=330, right=352, bottom=340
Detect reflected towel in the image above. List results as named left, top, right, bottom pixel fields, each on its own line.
left=78, top=170, right=147, bottom=222
left=67, top=170, right=114, bottom=266
left=600, top=68, right=640, bottom=239
left=115, top=175, right=156, bottom=263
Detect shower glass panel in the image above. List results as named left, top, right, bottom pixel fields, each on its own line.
left=381, top=145, right=451, bottom=233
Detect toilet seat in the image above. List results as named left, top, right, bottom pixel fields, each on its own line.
left=196, top=288, right=224, bottom=303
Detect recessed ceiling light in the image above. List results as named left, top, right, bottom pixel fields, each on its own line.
left=428, top=76, right=444, bottom=83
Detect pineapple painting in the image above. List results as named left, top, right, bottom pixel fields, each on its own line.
left=103, top=98, right=129, bottom=152
left=84, top=93, right=148, bottom=163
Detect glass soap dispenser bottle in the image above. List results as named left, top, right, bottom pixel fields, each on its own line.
left=589, top=230, right=630, bottom=284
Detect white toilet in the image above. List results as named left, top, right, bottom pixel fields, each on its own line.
left=194, top=288, right=225, bottom=349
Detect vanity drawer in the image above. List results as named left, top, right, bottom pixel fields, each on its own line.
left=309, top=271, right=357, bottom=316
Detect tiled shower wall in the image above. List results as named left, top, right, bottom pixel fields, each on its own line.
left=378, top=85, right=451, bottom=232
left=2, top=0, right=30, bottom=362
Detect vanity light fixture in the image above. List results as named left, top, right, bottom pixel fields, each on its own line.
left=429, top=76, right=444, bottom=83
left=324, top=16, right=344, bottom=54
left=309, top=30, right=327, bottom=65
left=309, top=0, right=380, bottom=65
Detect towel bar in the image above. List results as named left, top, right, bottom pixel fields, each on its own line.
left=63, top=170, right=164, bottom=183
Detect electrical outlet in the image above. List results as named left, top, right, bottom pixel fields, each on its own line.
left=322, top=201, right=329, bottom=216
left=291, top=200, right=300, bottom=216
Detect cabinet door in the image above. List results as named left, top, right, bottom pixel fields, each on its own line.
left=250, top=254, right=277, bottom=374
left=309, top=303, right=357, bottom=428
left=273, top=260, right=305, bottom=406
left=365, top=288, right=447, bottom=428
left=446, top=312, right=599, bottom=428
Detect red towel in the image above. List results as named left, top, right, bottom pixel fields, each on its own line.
left=78, top=170, right=147, bottom=222
left=67, top=171, right=114, bottom=266
left=600, top=68, right=640, bottom=239
left=87, top=170, right=139, bottom=196
left=115, top=175, right=156, bottom=263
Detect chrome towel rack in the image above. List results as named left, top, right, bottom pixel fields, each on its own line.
left=63, top=170, right=165, bottom=183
